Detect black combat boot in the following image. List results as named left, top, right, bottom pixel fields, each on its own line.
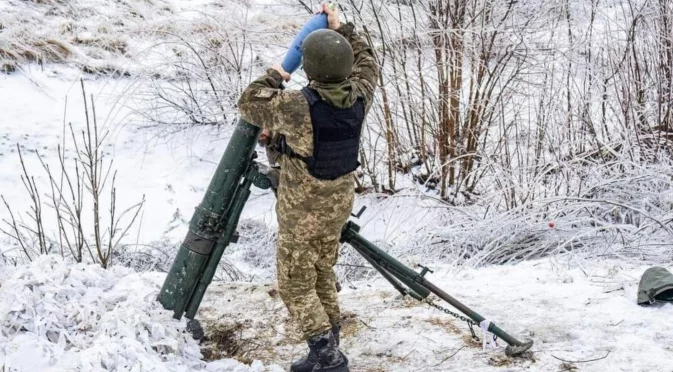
left=290, top=324, right=341, bottom=372
left=308, top=328, right=348, bottom=372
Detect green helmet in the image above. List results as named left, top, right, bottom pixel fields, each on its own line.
left=301, top=29, right=354, bottom=83
left=637, top=266, right=673, bottom=305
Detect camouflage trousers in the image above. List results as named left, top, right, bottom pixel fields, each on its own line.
left=276, top=232, right=341, bottom=339
left=263, top=134, right=350, bottom=339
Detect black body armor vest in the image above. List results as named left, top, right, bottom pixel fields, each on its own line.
left=278, top=87, right=365, bottom=181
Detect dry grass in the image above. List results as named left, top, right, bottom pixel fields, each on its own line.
left=0, top=0, right=153, bottom=75
left=200, top=322, right=246, bottom=361
left=0, top=38, right=72, bottom=64
left=559, top=362, right=579, bottom=371
left=1, top=60, right=17, bottom=74
left=80, top=63, right=131, bottom=77
left=339, top=311, right=361, bottom=339
left=488, top=354, right=515, bottom=367
left=426, top=316, right=462, bottom=335
left=72, top=35, right=128, bottom=54
left=488, top=351, right=538, bottom=367
left=378, top=291, right=393, bottom=299
left=425, top=316, right=483, bottom=350
left=59, top=21, right=73, bottom=34
left=199, top=321, right=272, bottom=365
left=393, top=296, right=424, bottom=309
left=32, top=38, right=73, bottom=59
left=461, top=333, right=482, bottom=349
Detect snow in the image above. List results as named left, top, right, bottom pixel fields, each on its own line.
left=2, top=0, right=673, bottom=370
left=197, top=257, right=673, bottom=371
left=1, top=251, right=671, bottom=371
left=0, top=255, right=283, bottom=371
left=1, top=69, right=672, bottom=371
left=4, top=252, right=668, bottom=371
left=0, top=66, right=277, bottom=257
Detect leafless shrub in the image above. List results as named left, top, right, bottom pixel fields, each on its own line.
left=124, top=13, right=259, bottom=131
left=326, top=0, right=673, bottom=212
left=404, top=161, right=673, bottom=267
left=1, top=80, right=145, bottom=268
left=112, top=239, right=176, bottom=273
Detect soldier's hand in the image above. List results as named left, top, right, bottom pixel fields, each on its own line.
left=271, top=64, right=291, bottom=82
left=259, top=128, right=271, bottom=142
left=322, top=3, right=340, bottom=30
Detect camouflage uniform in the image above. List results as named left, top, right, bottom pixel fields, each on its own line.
left=257, top=132, right=282, bottom=193
left=238, top=22, right=378, bottom=340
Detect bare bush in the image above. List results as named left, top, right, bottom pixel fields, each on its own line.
left=337, top=0, right=531, bottom=200
left=124, top=14, right=259, bottom=131
left=326, top=0, right=673, bottom=210
left=112, top=239, right=176, bottom=273
left=1, top=80, right=145, bottom=268
left=399, top=161, right=673, bottom=267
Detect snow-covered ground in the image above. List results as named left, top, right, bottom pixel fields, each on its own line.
left=2, top=0, right=673, bottom=371
left=0, top=255, right=284, bottom=371
left=198, top=256, right=673, bottom=372
left=0, top=66, right=277, bottom=248
left=1, top=253, right=671, bottom=371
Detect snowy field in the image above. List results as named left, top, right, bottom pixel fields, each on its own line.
left=2, top=0, right=673, bottom=370
left=2, top=66, right=672, bottom=372
left=198, top=256, right=673, bottom=372
left=0, top=66, right=277, bottom=248
left=1, top=251, right=672, bottom=371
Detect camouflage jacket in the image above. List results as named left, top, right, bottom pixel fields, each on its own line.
left=237, top=22, right=379, bottom=239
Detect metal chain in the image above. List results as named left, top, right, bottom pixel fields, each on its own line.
left=424, top=298, right=478, bottom=326
left=424, top=298, right=481, bottom=340
left=424, top=298, right=503, bottom=344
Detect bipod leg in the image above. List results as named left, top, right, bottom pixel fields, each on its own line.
left=340, top=221, right=533, bottom=357
left=341, top=227, right=431, bottom=299
left=351, top=244, right=425, bottom=301
left=422, top=280, right=534, bottom=356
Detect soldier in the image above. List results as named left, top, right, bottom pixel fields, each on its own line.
left=237, top=4, right=379, bottom=372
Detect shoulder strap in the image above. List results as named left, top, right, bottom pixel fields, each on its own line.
left=272, top=134, right=314, bottom=165
left=301, top=87, right=322, bottom=106
left=353, top=95, right=365, bottom=120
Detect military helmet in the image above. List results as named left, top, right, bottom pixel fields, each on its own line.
left=301, top=29, right=354, bottom=83
left=637, top=266, right=673, bottom=305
